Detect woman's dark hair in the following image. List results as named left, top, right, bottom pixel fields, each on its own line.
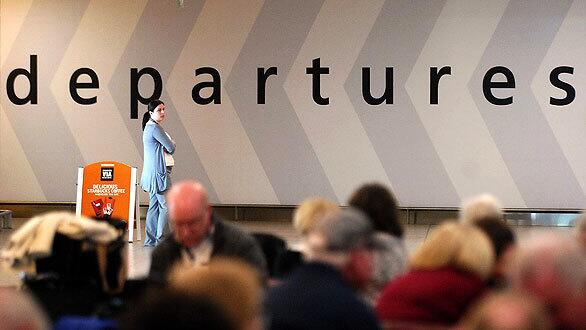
left=348, top=182, right=403, bottom=237
left=473, top=217, right=515, bottom=259
left=142, top=100, right=164, bottom=130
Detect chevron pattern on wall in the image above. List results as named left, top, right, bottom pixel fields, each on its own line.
left=1, top=0, right=585, bottom=209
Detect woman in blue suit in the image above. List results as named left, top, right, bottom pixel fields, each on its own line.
left=140, top=100, right=175, bottom=247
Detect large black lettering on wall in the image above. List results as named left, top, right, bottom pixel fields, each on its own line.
left=549, top=66, right=575, bottom=106
left=257, top=67, right=278, bottom=104
left=362, top=67, right=393, bottom=105
left=130, top=67, right=162, bottom=119
left=430, top=66, right=451, bottom=105
left=483, top=66, right=515, bottom=106
left=192, top=67, right=222, bottom=105
left=6, top=55, right=38, bottom=105
left=306, top=58, right=330, bottom=106
left=70, top=68, right=99, bottom=105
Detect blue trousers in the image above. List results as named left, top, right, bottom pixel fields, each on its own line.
left=144, top=191, right=168, bottom=246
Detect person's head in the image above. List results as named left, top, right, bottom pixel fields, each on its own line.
left=410, top=221, right=495, bottom=280
left=293, top=197, right=339, bottom=236
left=166, top=180, right=212, bottom=248
left=121, top=289, right=235, bottom=330
left=473, top=217, right=516, bottom=280
left=142, top=99, right=166, bottom=130
left=0, top=288, right=49, bottom=330
left=460, top=193, right=504, bottom=224
left=575, top=213, right=586, bottom=249
left=510, top=233, right=585, bottom=313
left=169, top=258, right=263, bottom=330
left=306, top=208, right=379, bottom=289
left=348, top=182, right=403, bottom=237
left=458, top=290, right=552, bottom=330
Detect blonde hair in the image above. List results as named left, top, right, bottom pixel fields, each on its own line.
left=293, top=197, right=339, bottom=235
left=169, top=258, right=262, bottom=329
left=410, top=222, right=495, bottom=279
left=460, top=193, right=504, bottom=224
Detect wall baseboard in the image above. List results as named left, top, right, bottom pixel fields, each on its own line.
left=0, top=202, right=578, bottom=226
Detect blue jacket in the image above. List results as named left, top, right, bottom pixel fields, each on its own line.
left=140, top=120, right=175, bottom=194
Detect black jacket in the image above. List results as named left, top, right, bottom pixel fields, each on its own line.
left=265, top=262, right=380, bottom=330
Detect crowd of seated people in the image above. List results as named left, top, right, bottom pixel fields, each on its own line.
left=0, top=182, right=585, bottom=330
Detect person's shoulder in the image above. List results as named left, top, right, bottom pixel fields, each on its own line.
left=152, top=236, right=181, bottom=256
left=375, top=231, right=403, bottom=244
left=213, top=215, right=264, bottom=253
left=344, top=301, right=380, bottom=330
left=143, top=121, right=157, bottom=135
left=214, top=215, right=252, bottom=238
left=375, top=232, right=407, bottom=254
left=146, top=121, right=164, bottom=131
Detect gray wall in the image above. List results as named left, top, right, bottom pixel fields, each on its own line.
left=2, top=0, right=586, bottom=209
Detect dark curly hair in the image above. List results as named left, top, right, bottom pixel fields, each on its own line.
left=348, top=182, right=403, bottom=238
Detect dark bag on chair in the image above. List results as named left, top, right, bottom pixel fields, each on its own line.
left=24, top=232, right=126, bottom=320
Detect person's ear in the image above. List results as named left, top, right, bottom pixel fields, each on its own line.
left=205, top=205, right=213, bottom=222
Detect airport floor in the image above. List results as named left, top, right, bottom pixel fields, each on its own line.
left=0, top=217, right=577, bottom=287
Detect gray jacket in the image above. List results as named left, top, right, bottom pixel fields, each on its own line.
left=148, top=213, right=267, bottom=284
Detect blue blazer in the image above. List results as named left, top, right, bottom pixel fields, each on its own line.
left=140, top=120, right=175, bottom=194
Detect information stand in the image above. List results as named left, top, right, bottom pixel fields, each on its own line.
left=75, top=161, right=141, bottom=242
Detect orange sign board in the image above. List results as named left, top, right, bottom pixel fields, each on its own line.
left=77, top=161, right=134, bottom=221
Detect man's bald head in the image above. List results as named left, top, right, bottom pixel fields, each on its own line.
left=167, top=181, right=209, bottom=216
left=166, top=181, right=212, bottom=248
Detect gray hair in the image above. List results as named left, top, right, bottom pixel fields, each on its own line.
left=308, top=208, right=376, bottom=253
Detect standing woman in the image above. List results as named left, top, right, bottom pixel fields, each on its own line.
left=141, top=100, right=175, bottom=247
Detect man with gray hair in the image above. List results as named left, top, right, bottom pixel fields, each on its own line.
left=264, top=208, right=381, bottom=330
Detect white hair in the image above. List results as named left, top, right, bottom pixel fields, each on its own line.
left=460, top=193, right=504, bottom=224
left=305, top=208, right=373, bottom=268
